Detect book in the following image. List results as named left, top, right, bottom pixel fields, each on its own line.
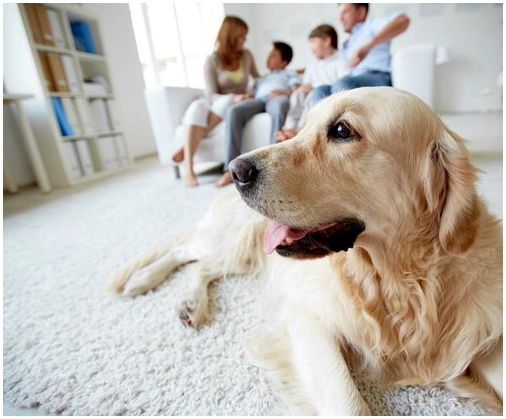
left=46, top=9, right=65, bottom=48
left=70, top=21, right=96, bottom=53
left=61, top=142, right=83, bottom=179
left=38, top=53, right=55, bottom=91
left=75, top=140, right=95, bottom=175
left=61, top=98, right=82, bottom=136
left=24, top=4, right=44, bottom=44
left=46, top=53, right=69, bottom=92
left=34, top=4, right=55, bottom=46
left=74, top=98, right=95, bottom=134
left=60, top=55, right=80, bottom=94
left=89, top=99, right=111, bottom=133
left=96, top=136, right=120, bottom=170
left=51, top=97, right=74, bottom=136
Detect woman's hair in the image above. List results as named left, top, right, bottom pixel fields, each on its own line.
left=215, top=15, right=248, bottom=66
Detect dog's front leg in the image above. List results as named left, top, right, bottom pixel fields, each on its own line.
left=115, top=239, right=199, bottom=297
left=287, top=310, right=370, bottom=416
left=175, top=262, right=222, bottom=329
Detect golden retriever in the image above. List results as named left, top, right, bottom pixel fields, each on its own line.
left=110, top=87, right=502, bottom=415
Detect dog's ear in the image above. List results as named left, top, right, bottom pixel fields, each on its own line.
left=423, top=127, right=480, bottom=255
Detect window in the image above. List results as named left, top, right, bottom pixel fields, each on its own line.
left=129, top=3, right=225, bottom=89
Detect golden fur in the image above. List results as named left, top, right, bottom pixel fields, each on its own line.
left=110, top=87, right=502, bottom=415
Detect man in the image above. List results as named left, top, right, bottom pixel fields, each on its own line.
left=312, top=3, right=410, bottom=102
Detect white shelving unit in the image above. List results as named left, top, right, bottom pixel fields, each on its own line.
left=4, top=3, right=132, bottom=188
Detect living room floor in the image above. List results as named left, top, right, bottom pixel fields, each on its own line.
left=4, top=153, right=503, bottom=227
left=3, top=154, right=502, bottom=415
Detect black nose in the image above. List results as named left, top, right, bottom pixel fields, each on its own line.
left=228, top=158, right=258, bottom=187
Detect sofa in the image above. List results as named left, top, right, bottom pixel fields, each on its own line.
left=145, top=86, right=272, bottom=171
left=145, top=45, right=443, bottom=171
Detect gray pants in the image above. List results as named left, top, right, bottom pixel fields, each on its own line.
left=224, top=96, right=289, bottom=168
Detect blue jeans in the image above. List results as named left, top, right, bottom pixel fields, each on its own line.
left=312, top=71, right=392, bottom=104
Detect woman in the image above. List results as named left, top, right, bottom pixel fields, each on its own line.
left=173, top=16, right=260, bottom=187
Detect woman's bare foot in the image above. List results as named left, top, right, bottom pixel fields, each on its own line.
left=215, top=172, right=233, bottom=187
left=276, top=128, right=297, bottom=142
left=172, top=147, right=184, bottom=163
left=275, top=130, right=287, bottom=142
left=184, top=172, right=199, bottom=187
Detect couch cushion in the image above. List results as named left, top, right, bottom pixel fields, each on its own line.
left=173, top=113, right=272, bottom=164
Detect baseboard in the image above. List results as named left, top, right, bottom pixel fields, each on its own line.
left=470, top=150, right=502, bottom=160
left=132, top=152, right=159, bottom=162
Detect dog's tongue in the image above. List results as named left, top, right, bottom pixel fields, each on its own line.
left=263, top=220, right=308, bottom=254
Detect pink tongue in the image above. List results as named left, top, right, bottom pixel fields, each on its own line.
left=263, top=220, right=308, bottom=254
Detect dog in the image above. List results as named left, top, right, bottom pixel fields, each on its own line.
left=110, top=87, right=502, bottom=415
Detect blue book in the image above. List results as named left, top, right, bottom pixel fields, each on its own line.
left=51, top=97, right=74, bottom=136
left=70, top=22, right=96, bottom=54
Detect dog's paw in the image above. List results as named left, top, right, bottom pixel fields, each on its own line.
left=176, top=299, right=207, bottom=329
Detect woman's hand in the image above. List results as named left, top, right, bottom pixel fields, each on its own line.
left=233, top=93, right=253, bottom=102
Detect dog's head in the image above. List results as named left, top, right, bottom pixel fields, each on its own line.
left=229, top=87, right=480, bottom=259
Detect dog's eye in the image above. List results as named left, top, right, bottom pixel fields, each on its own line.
left=329, top=122, right=356, bottom=142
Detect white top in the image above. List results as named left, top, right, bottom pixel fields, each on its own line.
left=302, top=51, right=349, bottom=88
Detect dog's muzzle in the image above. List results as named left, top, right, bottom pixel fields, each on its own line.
left=229, top=157, right=259, bottom=190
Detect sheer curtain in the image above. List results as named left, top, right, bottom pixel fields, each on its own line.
left=129, top=3, right=224, bottom=89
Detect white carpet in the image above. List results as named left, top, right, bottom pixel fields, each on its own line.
left=3, top=157, right=502, bottom=415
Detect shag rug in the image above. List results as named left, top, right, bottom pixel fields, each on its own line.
left=3, top=158, right=502, bottom=415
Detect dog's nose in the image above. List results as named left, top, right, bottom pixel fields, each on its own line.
left=229, top=158, right=258, bottom=187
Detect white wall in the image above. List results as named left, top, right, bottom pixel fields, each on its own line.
left=81, top=3, right=156, bottom=158
left=224, top=3, right=502, bottom=113
left=379, top=3, right=502, bottom=113
left=4, top=4, right=32, bottom=188
left=3, top=106, right=36, bottom=188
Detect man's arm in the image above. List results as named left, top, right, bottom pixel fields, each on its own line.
left=350, top=14, right=410, bottom=67
left=370, top=14, right=410, bottom=48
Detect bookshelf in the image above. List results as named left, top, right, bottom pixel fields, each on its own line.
left=4, top=3, right=132, bottom=188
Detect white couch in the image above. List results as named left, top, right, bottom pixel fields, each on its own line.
left=145, top=86, right=271, bottom=170
left=146, top=45, right=442, bottom=171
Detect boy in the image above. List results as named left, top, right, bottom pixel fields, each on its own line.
left=216, top=41, right=300, bottom=186
left=276, top=24, right=346, bottom=141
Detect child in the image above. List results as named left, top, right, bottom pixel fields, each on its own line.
left=216, top=41, right=301, bottom=187
left=276, top=24, right=347, bottom=141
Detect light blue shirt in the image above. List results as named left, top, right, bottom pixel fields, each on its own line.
left=254, top=70, right=301, bottom=100
left=343, top=12, right=404, bottom=76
